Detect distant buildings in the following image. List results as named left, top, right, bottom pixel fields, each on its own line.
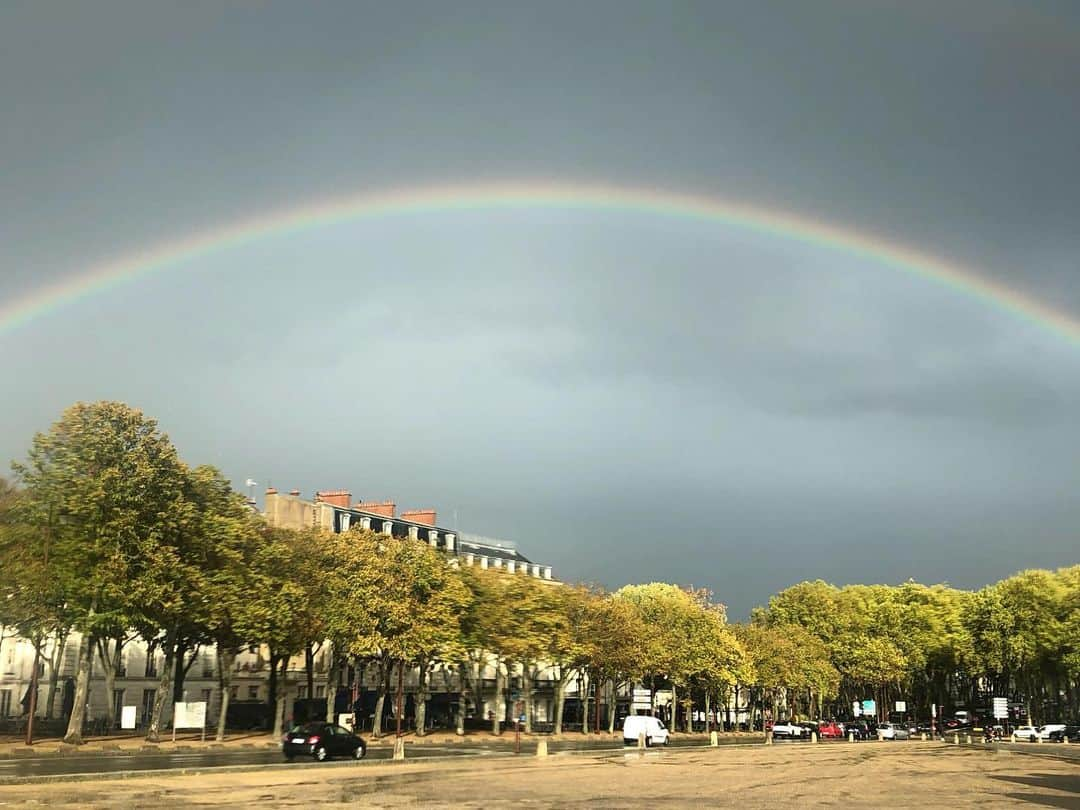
left=0, top=484, right=557, bottom=733
left=264, top=488, right=554, bottom=580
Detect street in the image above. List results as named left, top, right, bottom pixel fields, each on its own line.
left=1, top=741, right=1077, bottom=808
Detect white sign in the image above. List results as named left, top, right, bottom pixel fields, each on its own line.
left=338, top=712, right=354, bottom=732
left=852, top=701, right=861, bottom=717
left=174, top=701, right=207, bottom=729
left=121, top=705, right=137, bottom=730
left=992, top=697, right=1008, bottom=719
left=653, top=690, right=673, bottom=707
left=895, top=701, right=906, bottom=713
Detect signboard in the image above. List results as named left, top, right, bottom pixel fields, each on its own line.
left=894, top=701, right=906, bottom=713
left=654, top=690, right=673, bottom=707
left=172, top=700, right=207, bottom=742
left=861, top=700, right=876, bottom=717
left=338, top=713, right=354, bottom=732
left=931, top=703, right=937, bottom=718
left=852, top=701, right=861, bottom=717
left=992, top=697, right=1008, bottom=720
left=121, top=705, right=137, bottom=730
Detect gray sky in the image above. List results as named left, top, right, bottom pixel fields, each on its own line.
left=3, top=1, right=1079, bottom=618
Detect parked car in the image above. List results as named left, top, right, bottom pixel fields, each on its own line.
left=1047, top=725, right=1080, bottom=743
left=771, top=720, right=805, bottom=739
left=1037, top=724, right=1067, bottom=741
left=876, top=722, right=909, bottom=740
left=818, top=721, right=844, bottom=739
left=1013, top=725, right=1040, bottom=742
left=842, top=721, right=872, bottom=740
left=623, top=715, right=670, bottom=746
left=282, top=721, right=367, bottom=762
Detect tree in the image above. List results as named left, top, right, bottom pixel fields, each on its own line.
left=12, top=402, right=187, bottom=745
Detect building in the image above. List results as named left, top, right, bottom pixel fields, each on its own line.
left=263, top=488, right=554, bottom=580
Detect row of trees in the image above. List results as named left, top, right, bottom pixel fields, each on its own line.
left=1, top=402, right=1076, bottom=744
left=0, top=402, right=750, bottom=743
left=752, top=570, right=1080, bottom=724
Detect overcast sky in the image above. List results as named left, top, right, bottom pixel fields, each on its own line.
left=3, top=1, right=1079, bottom=617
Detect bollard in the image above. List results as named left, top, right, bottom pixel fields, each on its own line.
left=921, top=733, right=927, bottom=741
left=1063, top=736, right=1069, bottom=745
left=710, top=731, right=718, bottom=747
left=765, top=730, right=773, bottom=746
left=1035, top=734, right=1041, bottom=744
left=393, top=738, right=405, bottom=760
left=638, top=732, right=646, bottom=750
left=848, top=732, right=854, bottom=743
left=965, top=734, right=971, bottom=745
left=952, top=733, right=959, bottom=745
left=811, top=731, right=818, bottom=744
left=1011, top=732, right=1017, bottom=743
left=536, top=739, right=548, bottom=758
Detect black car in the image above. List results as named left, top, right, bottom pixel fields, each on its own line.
left=283, top=721, right=367, bottom=762
left=843, top=721, right=873, bottom=740
left=1047, top=725, right=1080, bottom=743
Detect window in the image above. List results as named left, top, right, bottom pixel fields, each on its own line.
left=248, top=686, right=259, bottom=700
left=141, top=689, right=156, bottom=725
left=202, top=654, right=214, bottom=678
left=316, top=685, right=325, bottom=698
left=201, top=688, right=212, bottom=709
left=230, top=685, right=238, bottom=700
left=0, top=690, right=11, bottom=717
left=298, top=686, right=307, bottom=699
left=145, top=652, right=158, bottom=678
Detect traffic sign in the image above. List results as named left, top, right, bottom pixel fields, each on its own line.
left=992, top=697, right=1008, bottom=719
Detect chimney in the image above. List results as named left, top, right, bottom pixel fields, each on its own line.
left=265, top=487, right=278, bottom=495
left=355, top=500, right=396, bottom=518
left=400, top=509, right=436, bottom=526
left=288, top=489, right=300, bottom=497
left=315, top=490, right=352, bottom=508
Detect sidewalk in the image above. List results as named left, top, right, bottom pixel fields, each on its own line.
left=0, top=728, right=761, bottom=758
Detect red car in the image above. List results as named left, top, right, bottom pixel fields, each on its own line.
left=817, top=721, right=844, bottom=739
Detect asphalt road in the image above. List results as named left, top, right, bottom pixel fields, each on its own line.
left=0, top=735, right=757, bottom=781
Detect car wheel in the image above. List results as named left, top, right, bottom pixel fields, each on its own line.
left=645, top=736, right=652, bottom=748
left=313, top=745, right=328, bottom=762
left=354, top=743, right=366, bottom=760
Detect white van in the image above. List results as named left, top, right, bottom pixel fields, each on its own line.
left=623, top=715, right=670, bottom=746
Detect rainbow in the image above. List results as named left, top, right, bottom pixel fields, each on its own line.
left=2, top=180, right=1076, bottom=343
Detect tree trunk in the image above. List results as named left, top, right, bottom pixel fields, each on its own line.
left=96, top=638, right=117, bottom=730
left=492, top=660, right=504, bottom=735
left=62, top=632, right=96, bottom=744
left=305, top=644, right=315, bottom=703
left=267, top=652, right=282, bottom=729
left=324, top=646, right=338, bottom=724
left=415, top=658, right=429, bottom=736
left=607, top=679, right=617, bottom=735
left=216, top=646, right=235, bottom=741
left=172, top=642, right=199, bottom=706
left=554, top=670, right=569, bottom=735
left=146, top=627, right=179, bottom=742
left=670, top=682, right=678, bottom=733
left=455, top=662, right=468, bottom=736
left=523, top=662, right=534, bottom=734
left=272, top=657, right=290, bottom=739
left=372, top=659, right=389, bottom=738
left=46, top=632, right=68, bottom=720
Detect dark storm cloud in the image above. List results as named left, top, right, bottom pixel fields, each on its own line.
left=2, top=0, right=1079, bottom=616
